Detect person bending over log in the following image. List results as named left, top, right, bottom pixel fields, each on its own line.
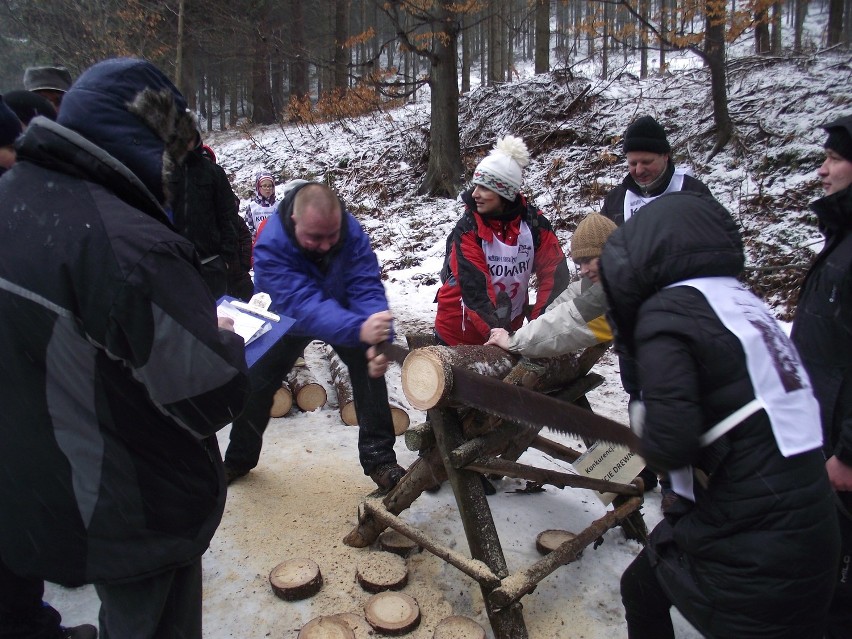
left=486, top=213, right=615, bottom=358
left=601, top=191, right=839, bottom=639
left=223, top=182, right=405, bottom=491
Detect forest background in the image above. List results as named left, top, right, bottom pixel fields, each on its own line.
left=2, top=0, right=850, bottom=199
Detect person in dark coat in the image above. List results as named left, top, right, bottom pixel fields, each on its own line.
left=0, top=92, right=96, bottom=639
left=169, top=130, right=241, bottom=299
left=600, top=116, right=714, bottom=496
left=223, top=181, right=405, bottom=491
left=0, top=95, right=22, bottom=175
left=3, top=89, right=57, bottom=125
left=0, top=58, right=248, bottom=639
left=600, top=115, right=712, bottom=226
left=22, top=65, right=73, bottom=112
left=601, top=191, right=839, bottom=639
left=791, top=113, right=852, bottom=639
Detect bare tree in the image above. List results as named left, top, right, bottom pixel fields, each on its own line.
left=534, top=0, right=550, bottom=73
left=375, top=0, right=465, bottom=197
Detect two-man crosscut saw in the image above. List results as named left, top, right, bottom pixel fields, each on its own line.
left=377, top=342, right=640, bottom=452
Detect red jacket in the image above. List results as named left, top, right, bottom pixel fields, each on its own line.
left=435, top=191, right=570, bottom=345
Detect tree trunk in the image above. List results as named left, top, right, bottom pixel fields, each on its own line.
left=290, top=0, right=309, bottom=98
left=793, top=0, right=808, bottom=53
left=334, top=0, right=351, bottom=91
left=251, top=18, right=276, bottom=124
left=602, top=1, right=609, bottom=79
left=770, top=1, right=783, bottom=54
left=418, top=4, right=464, bottom=197
left=325, top=345, right=357, bottom=425
left=640, top=0, right=649, bottom=78
left=534, top=0, right=550, bottom=74
left=488, top=1, right=503, bottom=84
left=827, top=0, right=844, bottom=46
left=755, top=6, right=771, bottom=54
left=704, top=0, right=733, bottom=155
left=660, top=0, right=667, bottom=72
left=461, top=13, right=471, bottom=93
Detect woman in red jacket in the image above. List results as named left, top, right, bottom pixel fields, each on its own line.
left=434, top=135, right=570, bottom=345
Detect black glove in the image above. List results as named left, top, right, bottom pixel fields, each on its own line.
left=494, top=291, right=512, bottom=331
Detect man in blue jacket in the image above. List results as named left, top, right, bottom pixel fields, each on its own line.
left=224, top=181, right=405, bottom=491
left=0, top=58, right=248, bottom=639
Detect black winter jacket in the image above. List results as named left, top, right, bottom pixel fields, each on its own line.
left=601, top=192, right=839, bottom=638
left=0, top=62, right=248, bottom=587
left=793, top=185, right=852, bottom=477
left=169, top=149, right=240, bottom=297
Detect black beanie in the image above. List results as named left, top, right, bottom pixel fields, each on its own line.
left=0, top=95, right=23, bottom=147
left=3, top=90, right=57, bottom=125
left=623, top=115, right=671, bottom=155
left=823, top=114, right=852, bottom=163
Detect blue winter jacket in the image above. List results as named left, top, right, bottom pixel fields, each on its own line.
left=253, top=184, right=390, bottom=348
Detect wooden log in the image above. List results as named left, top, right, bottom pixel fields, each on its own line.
left=403, top=422, right=435, bottom=452
left=297, top=615, right=354, bottom=639
left=333, top=613, right=373, bottom=638
left=325, top=345, right=357, bottom=425
left=364, top=591, right=421, bottom=635
left=389, top=403, right=410, bottom=435
left=379, top=529, right=420, bottom=557
left=404, top=332, right=437, bottom=350
left=535, top=529, right=578, bottom=555
left=488, top=495, right=643, bottom=609
left=355, top=551, right=408, bottom=593
left=356, top=497, right=500, bottom=588
left=433, top=616, right=487, bottom=639
left=269, top=383, right=293, bottom=418
left=401, top=345, right=517, bottom=410
left=269, top=558, right=323, bottom=601
left=287, top=365, right=327, bottom=412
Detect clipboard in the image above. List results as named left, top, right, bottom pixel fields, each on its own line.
left=217, top=295, right=296, bottom=368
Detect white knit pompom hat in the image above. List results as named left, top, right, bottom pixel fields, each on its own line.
left=472, top=135, right=530, bottom=201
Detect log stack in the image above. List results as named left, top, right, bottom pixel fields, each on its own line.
left=324, top=344, right=410, bottom=431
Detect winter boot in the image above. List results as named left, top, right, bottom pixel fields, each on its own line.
left=369, top=463, right=406, bottom=491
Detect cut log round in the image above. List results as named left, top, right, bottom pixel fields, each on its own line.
left=401, top=345, right=516, bottom=410
left=297, top=615, right=354, bottom=639
left=270, top=383, right=293, bottom=418
left=433, top=615, right=487, bottom=639
left=378, top=529, right=420, bottom=557
left=287, top=366, right=328, bottom=412
left=269, top=558, right=323, bottom=600
left=390, top=404, right=410, bottom=435
left=364, top=591, right=421, bottom=635
left=535, top=529, right=578, bottom=555
left=333, top=613, right=373, bottom=639
left=355, top=551, right=408, bottom=593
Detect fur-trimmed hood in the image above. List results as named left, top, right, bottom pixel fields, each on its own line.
left=57, top=57, right=196, bottom=207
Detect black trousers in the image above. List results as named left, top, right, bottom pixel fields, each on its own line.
left=0, top=558, right=64, bottom=639
left=95, top=558, right=202, bottom=639
left=224, top=336, right=397, bottom=475
left=621, top=547, right=677, bottom=639
left=826, top=503, right=852, bottom=639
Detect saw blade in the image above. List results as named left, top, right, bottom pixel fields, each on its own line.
left=378, top=341, right=640, bottom=450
